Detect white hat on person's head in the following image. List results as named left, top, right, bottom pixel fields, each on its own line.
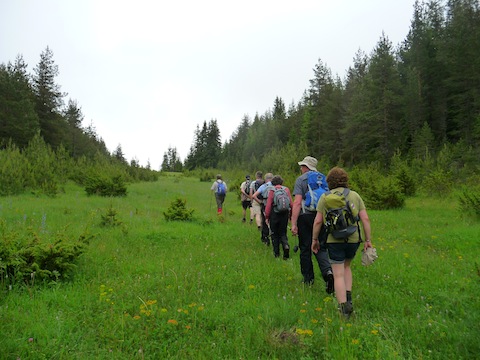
left=298, top=156, right=318, bottom=172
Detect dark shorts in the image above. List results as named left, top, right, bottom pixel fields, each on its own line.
left=241, top=200, right=251, bottom=209
left=327, top=242, right=360, bottom=264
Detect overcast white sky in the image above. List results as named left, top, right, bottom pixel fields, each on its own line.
left=1, top=0, right=416, bottom=169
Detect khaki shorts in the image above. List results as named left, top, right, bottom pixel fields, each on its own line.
left=251, top=201, right=262, bottom=216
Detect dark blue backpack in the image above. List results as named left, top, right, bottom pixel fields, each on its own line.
left=303, top=171, right=328, bottom=211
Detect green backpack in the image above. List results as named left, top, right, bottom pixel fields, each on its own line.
left=323, top=188, right=360, bottom=241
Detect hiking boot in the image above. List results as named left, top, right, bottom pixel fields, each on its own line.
left=302, top=279, right=314, bottom=286
left=242, top=218, right=246, bottom=223
left=339, top=302, right=353, bottom=319
left=325, top=270, right=334, bottom=294
left=283, top=248, right=290, bottom=260
left=347, top=300, right=354, bottom=314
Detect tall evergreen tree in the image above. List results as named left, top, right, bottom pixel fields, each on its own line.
left=305, top=59, right=343, bottom=162
left=0, top=55, right=40, bottom=148
left=443, top=0, right=480, bottom=145
left=204, top=119, right=222, bottom=168
left=400, top=1, right=448, bottom=147
left=32, top=47, right=67, bottom=148
left=342, top=50, right=369, bottom=164
left=364, top=33, right=404, bottom=164
left=185, top=120, right=222, bottom=169
left=161, top=146, right=182, bottom=172
left=63, top=99, right=84, bottom=157
left=112, top=144, right=127, bottom=164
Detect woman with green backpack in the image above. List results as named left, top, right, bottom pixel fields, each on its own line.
left=312, top=166, right=373, bottom=319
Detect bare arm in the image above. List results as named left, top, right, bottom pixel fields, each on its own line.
left=252, top=190, right=262, bottom=204
left=265, top=191, right=274, bottom=221
left=359, top=209, right=372, bottom=251
left=290, top=194, right=303, bottom=236
left=311, top=212, right=323, bottom=254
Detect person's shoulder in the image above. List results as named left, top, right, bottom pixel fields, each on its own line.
left=298, top=173, right=308, bottom=181
left=347, top=188, right=362, bottom=198
left=294, top=173, right=307, bottom=186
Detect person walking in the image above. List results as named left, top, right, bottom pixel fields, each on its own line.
left=211, top=174, right=227, bottom=215
left=291, top=156, right=334, bottom=292
left=252, top=172, right=274, bottom=246
left=265, top=175, right=293, bottom=259
left=312, top=166, right=372, bottom=319
left=249, top=171, right=265, bottom=230
left=240, top=175, right=253, bottom=223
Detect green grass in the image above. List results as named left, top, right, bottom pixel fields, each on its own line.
left=1, top=176, right=479, bottom=359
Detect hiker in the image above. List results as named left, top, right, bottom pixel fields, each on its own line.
left=240, top=174, right=253, bottom=223
left=249, top=171, right=265, bottom=237
left=252, top=172, right=274, bottom=246
left=265, top=175, right=293, bottom=259
left=291, top=156, right=334, bottom=292
left=211, top=174, right=227, bottom=215
left=312, top=166, right=372, bottom=319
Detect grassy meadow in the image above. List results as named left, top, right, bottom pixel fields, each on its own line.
left=0, top=174, right=479, bottom=359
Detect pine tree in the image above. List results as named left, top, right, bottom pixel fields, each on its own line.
left=0, top=55, right=40, bottom=148
left=32, top=47, right=67, bottom=148
left=63, top=99, right=84, bottom=157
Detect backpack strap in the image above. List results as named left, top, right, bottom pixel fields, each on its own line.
left=342, top=188, right=362, bottom=242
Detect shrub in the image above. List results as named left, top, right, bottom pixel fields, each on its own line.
left=100, top=205, right=123, bottom=227
left=0, top=144, right=28, bottom=196
left=200, top=172, right=215, bottom=182
left=0, top=222, right=92, bottom=287
left=85, top=175, right=127, bottom=197
left=364, top=176, right=405, bottom=210
left=393, top=166, right=416, bottom=196
left=350, top=166, right=405, bottom=210
left=420, top=168, right=453, bottom=195
left=458, top=186, right=480, bottom=219
left=390, top=153, right=416, bottom=196
left=163, top=198, right=194, bottom=221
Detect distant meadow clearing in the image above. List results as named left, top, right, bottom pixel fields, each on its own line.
left=0, top=174, right=479, bottom=359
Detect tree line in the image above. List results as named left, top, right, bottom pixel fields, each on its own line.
left=171, top=0, right=479, bottom=179
left=2, top=0, right=479, bottom=186
left=0, top=47, right=158, bottom=196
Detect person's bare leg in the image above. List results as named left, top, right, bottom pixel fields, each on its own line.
left=344, top=259, right=353, bottom=293
left=331, top=263, right=346, bottom=303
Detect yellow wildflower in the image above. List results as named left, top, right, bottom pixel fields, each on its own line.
left=296, top=328, right=313, bottom=336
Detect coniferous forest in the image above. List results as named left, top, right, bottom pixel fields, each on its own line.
left=1, top=0, right=479, bottom=198
left=177, top=0, right=480, bottom=177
